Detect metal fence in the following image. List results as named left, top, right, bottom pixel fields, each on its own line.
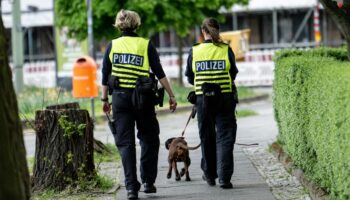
left=15, top=44, right=341, bottom=88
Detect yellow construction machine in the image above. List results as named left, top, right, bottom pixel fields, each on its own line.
left=220, top=29, right=251, bottom=61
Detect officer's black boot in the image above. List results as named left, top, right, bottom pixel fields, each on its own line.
left=219, top=180, right=233, bottom=189
left=144, top=183, right=157, bottom=193
left=202, top=174, right=216, bottom=186
left=127, top=190, right=138, bottom=199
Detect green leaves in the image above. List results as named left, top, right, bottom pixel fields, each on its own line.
left=55, top=0, right=247, bottom=40
left=58, top=115, right=86, bottom=138
left=55, top=0, right=88, bottom=40
left=273, top=47, right=350, bottom=199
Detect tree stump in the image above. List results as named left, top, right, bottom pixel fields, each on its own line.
left=32, top=103, right=95, bottom=191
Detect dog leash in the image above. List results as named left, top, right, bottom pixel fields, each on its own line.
left=180, top=106, right=196, bottom=137
left=235, top=142, right=259, bottom=146
left=180, top=106, right=259, bottom=147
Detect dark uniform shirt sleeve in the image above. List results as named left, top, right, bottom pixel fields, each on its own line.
left=185, top=48, right=194, bottom=85
left=228, top=46, right=239, bottom=80
left=102, top=42, right=112, bottom=86
left=148, top=42, right=166, bottom=80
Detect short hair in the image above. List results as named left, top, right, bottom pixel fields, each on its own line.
left=114, top=9, right=141, bottom=31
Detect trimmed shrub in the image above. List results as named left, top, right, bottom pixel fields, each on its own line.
left=273, top=48, right=350, bottom=199
left=274, top=47, right=349, bottom=61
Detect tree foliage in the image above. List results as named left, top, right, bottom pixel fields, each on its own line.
left=55, top=0, right=247, bottom=40
left=319, top=0, right=350, bottom=59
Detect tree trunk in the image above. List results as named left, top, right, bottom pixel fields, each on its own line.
left=347, top=39, right=350, bottom=60
left=32, top=103, right=95, bottom=191
left=319, top=0, right=350, bottom=60
left=0, top=2, right=31, bottom=199
left=45, top=103, right=109, bottom=153
left=177, top=34, right=184, bottom=86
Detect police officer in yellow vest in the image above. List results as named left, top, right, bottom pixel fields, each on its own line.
left=101, top=9, right=177, bottom=200
left=185, top=18, right=238, bottom=189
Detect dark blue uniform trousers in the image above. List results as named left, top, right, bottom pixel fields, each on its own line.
left=196, top=93, right=237, bottom=182
left=112, top=89, right=160, bottom=191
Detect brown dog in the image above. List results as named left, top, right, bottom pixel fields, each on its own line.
left=165, top=137, right=200, bottom=181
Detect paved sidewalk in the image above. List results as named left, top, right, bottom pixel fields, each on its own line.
left=22, top=88, right=309, bottom=199
left=116, top=146, right=274, bottom=200
left=22, top=95, right=282, bottom=199
left=114, top=105, right=275, bottom=200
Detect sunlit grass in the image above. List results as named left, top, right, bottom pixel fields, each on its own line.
left=164, top=84, right=258, bottom=105
left=236, top=109, right=257, bottom=118
left=18, top=85, right=259, bottom=120
left=94, top=143, right=120, bottom=163
left=18, top=86, right=103, bottom=120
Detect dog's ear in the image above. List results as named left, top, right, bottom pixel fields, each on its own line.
left=165, top=137, right=176, bottom=150
left=165, top=139, right=170, bottom=150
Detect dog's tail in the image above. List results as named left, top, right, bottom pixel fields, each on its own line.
left=178, top=143, right=201, bottom=150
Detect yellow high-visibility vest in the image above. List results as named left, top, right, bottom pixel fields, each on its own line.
left=109, top=36, right=150, bottom=88
left=192, top=43, right=232, bottom=95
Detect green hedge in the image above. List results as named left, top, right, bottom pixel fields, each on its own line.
left=273, top=48, right=350, bottom=199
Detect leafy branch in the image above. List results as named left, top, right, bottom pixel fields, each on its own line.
left=58, top=115, right=86, bottom=138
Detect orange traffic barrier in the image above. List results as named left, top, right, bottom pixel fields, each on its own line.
left=72, top=56, right=98, bottom=98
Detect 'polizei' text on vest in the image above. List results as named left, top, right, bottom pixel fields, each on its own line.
left=112, top=53, right=144, bottom=67
left=195, top=60, right=226, bottom=72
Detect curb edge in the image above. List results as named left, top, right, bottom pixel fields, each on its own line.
left=270, top=142, right=328, bottom=200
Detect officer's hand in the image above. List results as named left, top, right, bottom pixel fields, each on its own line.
left=103, top=101, right=111, bottom=114
left=169, top=96, right=177, bottom=112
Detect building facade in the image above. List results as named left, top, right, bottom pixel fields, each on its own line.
left=1, top=0, right=345, bottom=87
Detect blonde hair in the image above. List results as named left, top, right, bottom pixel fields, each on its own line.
left=114, top=9, right=141, bottom=31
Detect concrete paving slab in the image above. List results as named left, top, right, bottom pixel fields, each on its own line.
left=23, top=98, right=278, bottom=200
left=114, top=104, right=275, bottom=200
left=116, top=147, right=274, bottom=200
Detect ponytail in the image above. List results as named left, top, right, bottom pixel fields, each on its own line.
left=201, top=18, right=222, bottom=45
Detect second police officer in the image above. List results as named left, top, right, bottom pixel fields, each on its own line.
left=185, top=17, right=239, bottom=189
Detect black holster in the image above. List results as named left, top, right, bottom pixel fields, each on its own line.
left=132, top=76, right=155, bottom=111
left=187, top=91, right=196, bottom=104
left=108, top=75, right=119, bottom=95
left=132, top=74, right=164, bottom=110
left=201, top=83, right=222, bottom=114
left=155, top=87, right=165, bottom=107
left=149, top=73, right=164, bottom=107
